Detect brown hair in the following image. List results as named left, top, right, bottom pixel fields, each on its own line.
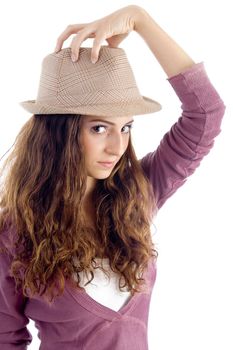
left=0, top=114, right=158, bottom=303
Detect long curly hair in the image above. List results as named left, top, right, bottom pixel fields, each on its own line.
left=0, top=114, right=158, bottom=303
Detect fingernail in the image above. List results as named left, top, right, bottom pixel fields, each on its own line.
left=91, top=57, right=97, bottom=64
left=71, top=53, right=77, bottom=62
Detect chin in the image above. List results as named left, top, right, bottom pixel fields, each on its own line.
left=89, top=171, right=112, bottom=180
left=96, top=174, right=112, bottom=180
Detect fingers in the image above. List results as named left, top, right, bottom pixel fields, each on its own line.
left=70, top=29, right=89, bottom=61
left=90, top=34, right=106, bottom=63
left=54, top=24, right=86, bottom=53
left=54, top=23, right=107, bottom=64
left=71, top=29, right=106, bottom=63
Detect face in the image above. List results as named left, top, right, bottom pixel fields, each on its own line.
left=80, top=115, right=134, bottom=194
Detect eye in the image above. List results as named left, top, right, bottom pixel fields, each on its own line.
left=90, top=124, right=133, bottom=135
left=91, top=125, right=107, bottom=134
left=123, top=124, right=133, bottom=134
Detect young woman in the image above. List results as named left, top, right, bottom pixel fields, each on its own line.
left=0, top=5, right=226, bottom=350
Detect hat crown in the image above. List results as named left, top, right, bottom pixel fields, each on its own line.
left=37, top=46, right=142, bottom=106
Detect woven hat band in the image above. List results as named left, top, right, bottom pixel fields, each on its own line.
left=37, top=87, right=143, bottom=107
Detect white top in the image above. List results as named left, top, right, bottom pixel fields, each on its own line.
left=73, top=258, right=132, bottom=312
left=72, top=224, right=157, bottom=312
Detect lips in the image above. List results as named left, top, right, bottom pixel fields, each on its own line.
left=98, top=161, right=115, bottom=168
left=99, top=161, right=115, bottom=164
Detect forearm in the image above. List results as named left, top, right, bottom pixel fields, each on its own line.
left=133, top=6, right=196, bottom=78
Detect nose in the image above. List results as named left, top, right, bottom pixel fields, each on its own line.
left=104, top=131, right=126, bottom=157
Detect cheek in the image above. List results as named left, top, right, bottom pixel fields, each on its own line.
left=82, top=133, right=102, bottom=159
left=123, top=137, right=130, bottom=152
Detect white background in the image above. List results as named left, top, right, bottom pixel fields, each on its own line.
left=0, top=1, right=232, bottom=349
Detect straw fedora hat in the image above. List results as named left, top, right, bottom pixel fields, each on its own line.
left=20, top=46, right=162, bottom=117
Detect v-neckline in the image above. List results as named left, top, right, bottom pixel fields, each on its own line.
left=65, top=258, right=156, bottom=320
left=65, top=277, right=140, bottom=320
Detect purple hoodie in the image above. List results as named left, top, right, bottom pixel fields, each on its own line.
left=0, top=62, right=226, bottom=349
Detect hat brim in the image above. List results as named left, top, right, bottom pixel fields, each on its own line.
left=19, top=96, right=162, bottom=117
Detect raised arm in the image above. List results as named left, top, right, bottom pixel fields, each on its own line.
left=133, top=6, right=196, bottom=77
left=139, top=62, right=226, bottom=210
left=132, top=7, right=226, bottom=210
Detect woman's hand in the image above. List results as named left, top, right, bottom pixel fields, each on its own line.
left=54, top=5, right=144, bottom=63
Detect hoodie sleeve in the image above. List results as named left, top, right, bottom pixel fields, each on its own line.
left=0, top=227, right=32, bottom=349
left=140, top=61, right=226, bottom=210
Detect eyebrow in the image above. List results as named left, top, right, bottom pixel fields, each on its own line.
left=87, top=118, right=134, bottom=126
